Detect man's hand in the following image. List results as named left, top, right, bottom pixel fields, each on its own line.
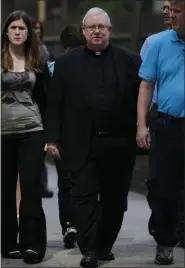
left=136, top=125, right=151, bottom=150
left=45, top=142, right=61, bottom=160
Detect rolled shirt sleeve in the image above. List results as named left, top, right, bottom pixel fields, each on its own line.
left=140, top=36, right=153, bottom=60
left=139, top=38, right=160, bottom=83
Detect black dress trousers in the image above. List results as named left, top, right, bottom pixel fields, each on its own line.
left=70, top=135, right=136, bottom=254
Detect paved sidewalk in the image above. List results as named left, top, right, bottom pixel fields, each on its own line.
left=2, top=163, right=184, bottom=267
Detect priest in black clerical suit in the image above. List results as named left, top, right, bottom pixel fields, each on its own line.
left=45, top=7, right=141, bottom=268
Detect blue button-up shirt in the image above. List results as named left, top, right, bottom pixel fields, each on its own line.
left=139, top=30, right=185, bottom=117
left=140, top=33, right=158, bottom=103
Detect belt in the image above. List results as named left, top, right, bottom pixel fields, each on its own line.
left=158, top=112, right=185, bottom=121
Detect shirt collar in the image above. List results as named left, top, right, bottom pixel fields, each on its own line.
left=84, top=43, right=111, bottom=57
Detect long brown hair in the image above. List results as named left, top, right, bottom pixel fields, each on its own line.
left=1, top=10, right=44, bottom=72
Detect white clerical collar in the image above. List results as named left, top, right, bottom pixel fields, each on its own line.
left=85, top=44, right=111, bottom=56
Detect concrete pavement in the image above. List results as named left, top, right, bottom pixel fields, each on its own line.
left=2, top=162, right=184, bottom=267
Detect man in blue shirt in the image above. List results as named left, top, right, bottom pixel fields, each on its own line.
left=140, top=0, right=171, bottom=238
left=140, top=0, right=171, bottom=105
left=137, top=0, right=185, bottom=265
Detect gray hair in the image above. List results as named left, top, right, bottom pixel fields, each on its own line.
left=82, top=7, right=111, bottom=26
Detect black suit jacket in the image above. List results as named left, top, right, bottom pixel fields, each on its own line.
left=32, top=62, right=50, bottom=133
left=45, top=45, right=141, bottom=171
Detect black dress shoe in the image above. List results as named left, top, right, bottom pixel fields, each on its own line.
left=97, top=251, right=115, bottom=261
left=23, top=249, right=42, bottom=264
left=80, top=252, right=98, bottom=267
left=2, top=249, right=22, bottom=259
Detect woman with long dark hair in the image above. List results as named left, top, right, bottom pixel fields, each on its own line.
left=1, top=10, right=50, bottom=263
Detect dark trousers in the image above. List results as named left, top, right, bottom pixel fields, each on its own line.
left=70, top=136, right=136, bottom=254
left=41, top=163, right=49, bottom=191
left=176, top=190, right=184, bottom=242
left=146, top=104, right=158, bottom=228
left=152, top=117, right=184, bottom=247
left=147, top=106, right=184, bottom=238
left=2, top=131, right=47, bottom=257
left=146, top=130, right=157, bottom=211
left=55, top=159, right=74, bottom=235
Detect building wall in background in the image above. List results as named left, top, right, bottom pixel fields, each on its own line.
left=1, top=0, right=165, bottom=54
left=2, top=0, right=164, bottom=33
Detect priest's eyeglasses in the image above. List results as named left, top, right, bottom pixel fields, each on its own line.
left=84, top=25, right=109, bottom=32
